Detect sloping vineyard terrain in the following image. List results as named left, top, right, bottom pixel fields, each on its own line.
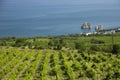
left=0, top=48, right=120, bottom=80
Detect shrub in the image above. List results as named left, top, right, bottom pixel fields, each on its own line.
left=75, top=42, right=86, bottom=52
left=91, top=39, right=105, bottom=44
left=101, top=45, right=112, bottom=53
left=112, top=44, right=120, bottom=54
left=90, top=45, right=101, bottom=51
left=14, top=38, right=27, bottom=47
left=48, top=38, right=65, bottom=50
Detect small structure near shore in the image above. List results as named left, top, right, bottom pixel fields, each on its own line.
left=99, top=30, right=116, bottom=34
left=98, top=27, right=120, bottom=34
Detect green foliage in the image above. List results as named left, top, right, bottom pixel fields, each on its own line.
left=0, top=48, right=120, bottom=80
left=48, top=38, right=65, bottom=50
left=112, top=44, right=120, bottom=54
left=90, top=45, right=101, bottom=51
left=14, top=38, right=27, bottom=47
left=91, top=39, right=105, bottom=44
left=101, top=45, right=112, bottom=52
left=1, top=33, right=120, bottom=79
left=34, top=40, right=48, bottom=49
left=75, top=42, right=86, bottom=52
left=0, top=33, right=120, bottom=54
left=0, top=40, right=7, bottom=46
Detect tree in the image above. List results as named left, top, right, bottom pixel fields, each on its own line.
left=14, top=38, right=27, bottom=47
left=75, top=42, right=86, bottom=52
left=48, top=38, right=65, bottom=50
left=112, top=44, right=120, bottom=54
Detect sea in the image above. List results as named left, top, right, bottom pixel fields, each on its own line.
left=0, top=0, right=120, bottom=37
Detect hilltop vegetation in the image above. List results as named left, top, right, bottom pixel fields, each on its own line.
left=0, top=33, right=120, bottom=54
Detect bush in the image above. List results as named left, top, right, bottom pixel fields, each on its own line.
left=14, top=38, right=27, bottom=47
left=34, top=41, right=48, bottom=49
left=90, top=45, right=101, bottom=51
left=112, top=44, right=120, bottom=54
left=101, top=45, right=112, bottom=53
left=91, top=39, right=105, bottom=44
left=0, top=40, right=6, bottom=46
left=86, top=68, right=95, bottom=78
left=75, top=42, right=86, bottom=52
left=48, top=38, right=65, bottom=50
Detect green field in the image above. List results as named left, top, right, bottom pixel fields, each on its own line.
left=0, top=33, right=120, bottom=80
left=0, top=48, right=120, bottom=80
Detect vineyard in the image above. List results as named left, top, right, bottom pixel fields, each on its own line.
left=0, top=48, right=120, bottom=80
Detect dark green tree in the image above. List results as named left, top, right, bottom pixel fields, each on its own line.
left=112, top=44, right=120, bottom=54
left=75, top=42, right=86, bottom=52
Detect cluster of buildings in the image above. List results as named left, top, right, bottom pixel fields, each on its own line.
left=81, top=22, right=120, bottom=36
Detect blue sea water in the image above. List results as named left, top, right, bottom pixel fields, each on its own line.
left=0, top=0, right=120, bottom=37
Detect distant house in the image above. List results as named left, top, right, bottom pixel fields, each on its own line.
left=116, top=27, right=120, bottom=32
left=99, top=29, right=116, bottom=34
left=82, top=32, right=94, bottom=36
left=117, top=27, right=120, bottom=30
left=103, top=30, right=116, bottom=34
left=95, top=26, right=120, bottom=34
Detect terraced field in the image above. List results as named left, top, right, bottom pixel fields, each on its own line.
left=0, top=48, right=120, bottom=80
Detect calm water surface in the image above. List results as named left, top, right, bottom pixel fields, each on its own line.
left=0, top=0, right=120, bottom=37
